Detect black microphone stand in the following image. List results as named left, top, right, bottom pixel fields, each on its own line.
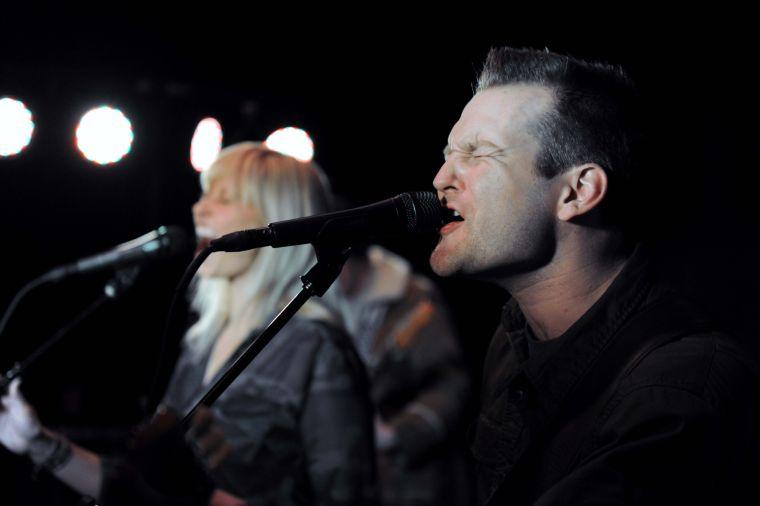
left=0, top=267, right=140, bottom=391
left=179, top=235, right=352, bottom=428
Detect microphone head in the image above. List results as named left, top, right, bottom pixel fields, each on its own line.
left=398, top=191, right=445, bottom=234
left=155, top=225, right=189, bottom=257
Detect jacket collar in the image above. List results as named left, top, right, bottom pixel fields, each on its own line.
left=358, top=246, right=411, bottom=304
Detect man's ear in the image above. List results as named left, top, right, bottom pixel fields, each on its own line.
left=556, top=164, right=608, bottom=222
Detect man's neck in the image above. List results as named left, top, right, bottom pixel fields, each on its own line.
left=506, top=243, right=631, bottom=341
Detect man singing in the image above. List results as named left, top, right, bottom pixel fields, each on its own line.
left=431, top=46, right=758, bottom=505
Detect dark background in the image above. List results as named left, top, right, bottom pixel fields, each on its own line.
left=1, top=12, right=757, bottom=504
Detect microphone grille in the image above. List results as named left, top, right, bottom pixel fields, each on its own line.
left=401, top=191, right=444, bottom=233
left=157, top=225, right=190, bottom=256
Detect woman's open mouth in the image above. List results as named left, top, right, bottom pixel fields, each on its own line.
left=194, top=229, right=216, bottom=256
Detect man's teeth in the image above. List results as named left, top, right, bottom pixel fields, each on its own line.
left=442, top=207, right=464, bottom=223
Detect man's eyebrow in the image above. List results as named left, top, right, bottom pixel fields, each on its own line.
left=478, top=139, right=501, bottom=150
left=443, top=138, right=476, bottom=155
left=471, top=133, right=504, bottom=151
left=444, top=137, right=505, bottom=156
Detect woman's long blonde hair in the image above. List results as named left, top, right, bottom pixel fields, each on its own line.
left=184, top=142, right=334, bottom=357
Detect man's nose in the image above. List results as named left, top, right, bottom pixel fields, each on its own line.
left=433, top=159, right=457, bottom=198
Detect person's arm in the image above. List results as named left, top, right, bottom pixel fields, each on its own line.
left=374, top=293, right=470, bottom=464
left=43, top=431, right=103, bottom=497
left=0, top=379, right=104, bottom=498
left=382, top=362, right=469, bottom=462
left=300, top=336, right=375, bottom=505
left=1, top=380, right=227, bottom=505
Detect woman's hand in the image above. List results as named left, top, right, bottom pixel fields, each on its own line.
left=187, top=406, right=233, bottom=471
left=0, top=378, right=41, bottom=454
left=375, top=415, right=398, bottom=451
left=209, top=489, right=246, bottom=506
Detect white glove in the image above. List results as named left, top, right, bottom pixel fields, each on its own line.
left=0, top=378, right=41, bottom=454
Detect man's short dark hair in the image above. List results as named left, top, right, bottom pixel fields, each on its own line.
left=477, top=47, right=643, bottom=230
left=477, top=47, right=642, bottom=182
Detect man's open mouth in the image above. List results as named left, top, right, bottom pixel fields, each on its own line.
left=443, top=207, right=465, bottom=223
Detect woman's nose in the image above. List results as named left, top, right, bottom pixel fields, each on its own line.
left=192, top=198, right=208, bottom=220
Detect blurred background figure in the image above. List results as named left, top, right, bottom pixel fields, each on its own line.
left=0, top=142, right=376, bottom=505
left=328, top=245, right=471, bottom=506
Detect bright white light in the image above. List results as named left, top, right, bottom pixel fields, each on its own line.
left=76, top=106, right=134, bottom=165
left=265, top=127, right=314, bottom=162
left=190, top=117, right=223, bottom=172
left=0, top=97, right=35, bottom=157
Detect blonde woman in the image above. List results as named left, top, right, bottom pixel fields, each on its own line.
left=0, top=143, right=376, bottom=505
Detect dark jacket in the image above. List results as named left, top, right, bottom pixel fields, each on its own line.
left=331, top=247, right=471, bottom=505
left=369, top=274, right=470, bottom=506
left=101, top=317, right=376, bottom=506
left=470, top=247, right=760, bottom=505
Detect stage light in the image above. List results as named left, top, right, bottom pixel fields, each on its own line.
left=0, top=97, right=35, bottom=157
left=265, top=127, right=314, bottom=162
left=190, top=117, right=223, bottom=172
left=76, top=106, right=134, bottom=165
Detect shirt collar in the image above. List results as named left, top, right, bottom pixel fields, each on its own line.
left=500, top=244, right=655, bottom=417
